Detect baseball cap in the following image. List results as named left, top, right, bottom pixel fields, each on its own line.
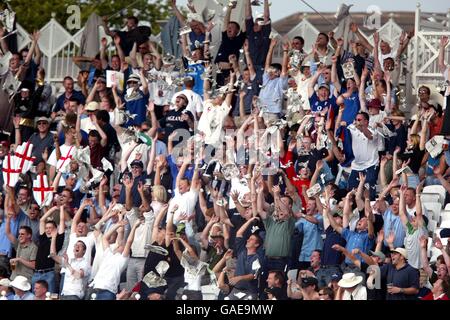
left=300, top=277, right=318, bottom=288
left=330, top=273, right=342, bottom=282
left=127, top=74, right=141, bottom=83
left=369, top=250, right=386, bottom=261
left=130, top=160, right=144, bottom=168
left=333, top=210, right=343, bottom=218
left=367, top=98, right=382, bottom=109
left=36, top=116, right=50, bottom=123
left=85, top=101, right=99, bottom=111
left=318, top=83, right=330, bottom=90
left=0, top=278, right=11, bottom=287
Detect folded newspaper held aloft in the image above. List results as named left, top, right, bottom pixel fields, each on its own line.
left=425, top=135, right=448, bottom=158
left=306, top=183, right=322, bottom=198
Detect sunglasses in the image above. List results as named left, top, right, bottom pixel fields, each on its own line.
left=37, top=121, right=48, bottom=125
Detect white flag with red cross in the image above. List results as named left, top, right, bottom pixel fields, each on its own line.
left=14, top=141, right=36, bottom=174
left=2, top=153, right=21, bottom=187
left=33, top=173, right=54, bottom=208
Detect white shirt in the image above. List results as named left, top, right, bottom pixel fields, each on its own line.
left=127, top=210, right=154, bottom=258
left=62, top=256, right=90, bottom=298
left=342, top=284, right=367, bottom=300
left=294, top=72, right=311, bottom=110
left=48, top=144, right=76, bottom=172
left=171, top=89, right=203, bottom=121
left=369, top=111, right=387, bottom=152
left=91, top=247, right=129, bottom=293
left=197, top=100, right=231, bottom=146
left=348, top=124, right=379, bottom=171
left=61, top=232, right=95, bottom=275
left=167, top=188, right=199, bottom=224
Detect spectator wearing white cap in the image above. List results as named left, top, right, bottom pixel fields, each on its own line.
left=381, top=247, right=419, bottom=300
left=29, top=116, right=53, bottom=165
left=10, top=275, right=35, bottom=300
left=0, top=278, right=14, bottom=300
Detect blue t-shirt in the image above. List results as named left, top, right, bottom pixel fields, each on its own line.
left=341, top=91, right=360, bottom=125
left=309, top=92, right=338, bottom=114
left=186, top=62, right=205, bottom=97
left=124, top=90, right=150, bottom=127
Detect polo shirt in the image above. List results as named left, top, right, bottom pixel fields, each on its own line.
left=29, top=132, right=54, bottom=164
left=341, top=227, right=375, bottom=265
left=322, top=226, right=346, bottom=266
left=11, top=241, right=38, bottom=281
left=263, top=216, right=295, bottom=258
left=234, top=237, right=262, bottom=293
left=381, top=263, right=419, bottom=300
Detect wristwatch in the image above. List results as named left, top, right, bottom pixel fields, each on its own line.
left=399, top=288, right=404, bottom=294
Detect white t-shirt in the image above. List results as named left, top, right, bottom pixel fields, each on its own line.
left=167, top=188, right=199, bottom=224
left=348, top=124, right=379, bottom=171
left=91, top=247, right=129, bottom=293
left=171, top=89, right=204, bottom=121
left=62, top=256, right=90, bottom=298
left=61, top=232, right=95, bottom=275
left=294, top=73, right=311, bottom=110
left=48, top=144, right=76, bottom=173
left=197, top=100, right=231, bottom=146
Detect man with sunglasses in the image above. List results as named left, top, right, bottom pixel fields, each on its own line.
left=347, top=112, right=380, bottom=200
left=29, top=116, right=53, bottom=165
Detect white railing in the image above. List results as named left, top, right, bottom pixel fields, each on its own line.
left=410, top=3, right=450, bottom=95
left=16, top=14, right=116, bottom=88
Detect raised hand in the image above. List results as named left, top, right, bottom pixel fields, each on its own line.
left=440, top=36, right=449, bottom=48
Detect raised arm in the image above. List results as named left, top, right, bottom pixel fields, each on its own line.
left=398, top=184, right=409, bottom=227
left=419, top=236, right=433, bottom=278
left=58, top=205, right=66, bottom=234
left=281, top=41, right=289, bottom=78
left=331, top=55, right=342, bottom=93
left=39, top=206, right=59, bottom=235
left=151, top=204, right=168, bottom=243
left=439, top=36, right=449, bottom=73
left=265, top=38, right=277, bottom=72
left=350, top=22, right=373, bottom=52
left=170, top=0, right=187, bottom=26
left=123, top=220, right=142, bottom=257
left=236, top=216, right=259, bottom=238
left=223, top=3, right=234, bottom=32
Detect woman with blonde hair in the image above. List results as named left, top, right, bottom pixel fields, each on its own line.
left=151, top=185, right=168, bottom=215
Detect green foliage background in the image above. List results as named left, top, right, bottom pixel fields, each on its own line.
left=5, top=0, right=171, bottom=34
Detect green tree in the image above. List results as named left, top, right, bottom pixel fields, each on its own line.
left=7, top=0, right=170, bottom=34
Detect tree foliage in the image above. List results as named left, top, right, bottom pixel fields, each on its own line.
left=6, top=0, right=171, bottom=34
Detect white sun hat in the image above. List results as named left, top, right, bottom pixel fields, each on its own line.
left=338, top=273, right=363, bottom=288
